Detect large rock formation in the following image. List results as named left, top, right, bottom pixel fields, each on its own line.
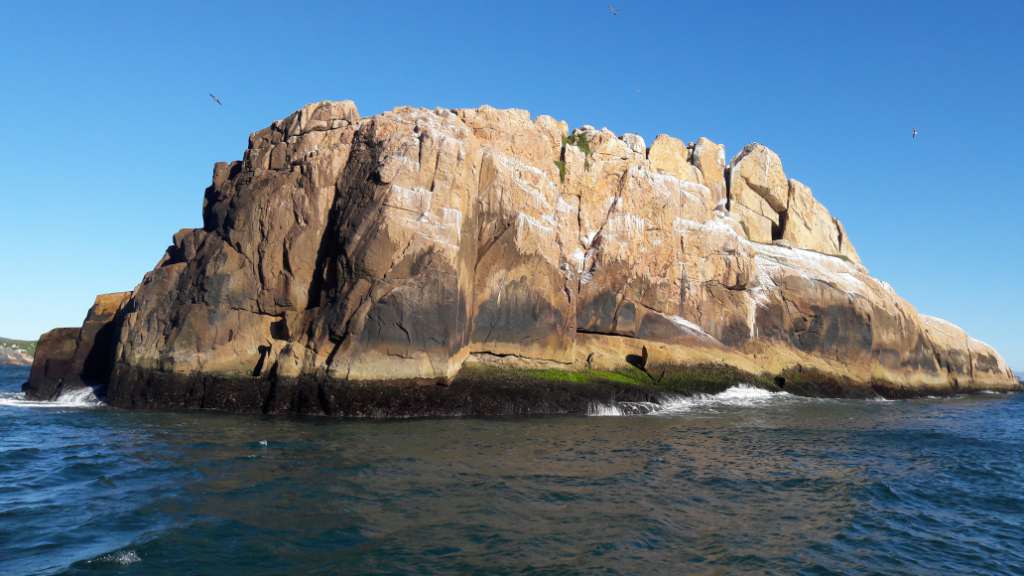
left=25, top=293, right=130, bottom=399
left=25, top=101, right=1019, bottom=414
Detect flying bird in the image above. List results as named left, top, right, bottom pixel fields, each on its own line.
left=209, top=93, right=223, bottom=106
left=912, top=128, right=918, bottom=140
left=608, top=3, right=619, bottom=16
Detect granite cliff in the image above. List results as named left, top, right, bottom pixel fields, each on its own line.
left=24, top=101, right=1019, bottom=414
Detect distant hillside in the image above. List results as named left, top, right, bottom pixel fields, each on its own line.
left=0, top=338, right=36, bottom=355
left=1016, top=371, right=1024, bottom=383
left=0, top=337, right=35, bottom=366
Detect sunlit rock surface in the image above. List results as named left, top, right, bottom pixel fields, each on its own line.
left=24, top=101, right=1019, bottom=413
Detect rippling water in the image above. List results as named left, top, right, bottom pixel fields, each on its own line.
left=2, top=365, right=1022, bottom=575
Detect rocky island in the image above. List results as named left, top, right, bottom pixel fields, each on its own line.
left=24, top=101, right=1020, bottom=415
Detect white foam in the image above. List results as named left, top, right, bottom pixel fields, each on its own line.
left=0, top=386, right=104, bottom=409
left=90, top=550, right=141, bottom=566
left=588, top=384, right=797, bottom=416
left=588, top=402, right=625, bottom=416
left=588, top=401, right=661, bottom=416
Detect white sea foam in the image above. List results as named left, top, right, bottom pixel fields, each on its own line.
left=588, top=402, right=626, bottom=416
left=90, top=550, right=141, bottom=566
left=588, top=401, right=662, bottom=416
left=0, top=386, right=104, bottom=409
left=588, top=384, right=797, bottom=416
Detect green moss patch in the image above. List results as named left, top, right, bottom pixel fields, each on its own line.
left=455, top=363, right=771, bottom=397
left=555, top=131, right=594, bottom=181
left=553, top=160, right=567, bottom=183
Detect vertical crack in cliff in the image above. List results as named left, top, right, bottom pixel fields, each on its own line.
left=608, top=281, right=632, bottom=335
left=724, top=163, right=732, bottom=211
left=473, top=223, right=512, bottom=275
left=833, top=217, right=847, bottom=254
left=575, top=167, right=628, bottom=298
left=772, top=209, right=788, bottom=242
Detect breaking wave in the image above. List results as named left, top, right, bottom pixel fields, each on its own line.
left=0, top=386, right=104, bottom=409
left=588, top=384, right=796, bottom=416
left=88, top=549, right=141, bottom=566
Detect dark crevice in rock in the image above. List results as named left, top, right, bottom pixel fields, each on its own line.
left=252, top=345, right=272, bottom=377
left=724, top=164, right=732, bottom=211
left=305, top=187, right=343, bottom=310
left=270, top=318, right=289, bottom=340
left=576, top=327, right=634, bottom=338
left=772, top=209, right=788, bottom=242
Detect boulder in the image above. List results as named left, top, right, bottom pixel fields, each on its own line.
left=783, top=179, right=841, bottom=255
left=648, top=134, right=699, bottom=182
left=691, top=137, right=727, bottom=208
left=921, top=315, right=1015, bottom=388
left=728, top=143, right=789, bottom=243
left=24, top=292, right=131, bottom=400
left=23, top=328, right=80, bottom=400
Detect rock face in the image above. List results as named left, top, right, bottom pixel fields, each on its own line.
left=24, top=293, right=131, bottom=399
left=25, top=101, right=1019, bottom=413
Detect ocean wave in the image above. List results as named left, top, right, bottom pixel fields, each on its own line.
left=0, top=386, right=104, bottom=409
left=88, top=550, right=141, bottom=566
left=588, top=384, right=796, bottom=416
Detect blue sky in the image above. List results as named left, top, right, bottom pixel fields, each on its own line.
left=1, top=1, right=1021, bottom=368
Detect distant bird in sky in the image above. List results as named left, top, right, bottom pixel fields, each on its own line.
left=912, top=127, right=918, bottom=140
left=209, top=93, right=223, bottom=106
left=608, top=3, right=619, bottom=16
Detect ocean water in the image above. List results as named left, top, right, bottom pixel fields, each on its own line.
left=2, top=365, right=1022, bottom=575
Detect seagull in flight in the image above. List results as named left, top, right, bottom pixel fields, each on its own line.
left=912, top=127, right=918, bottom=140
left=209, top=93, right=223, bottom=107
left=608, top=3, right=619, bottom=16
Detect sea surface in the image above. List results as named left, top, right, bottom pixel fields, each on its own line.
left=2, top=364, right=1022, bottom=575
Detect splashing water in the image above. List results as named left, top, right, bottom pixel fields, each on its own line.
left=0, top=385, right=104, bottom=409
left=89, top=550, right=141, bottom=566
left=589, top=384, right=797, bottom=416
